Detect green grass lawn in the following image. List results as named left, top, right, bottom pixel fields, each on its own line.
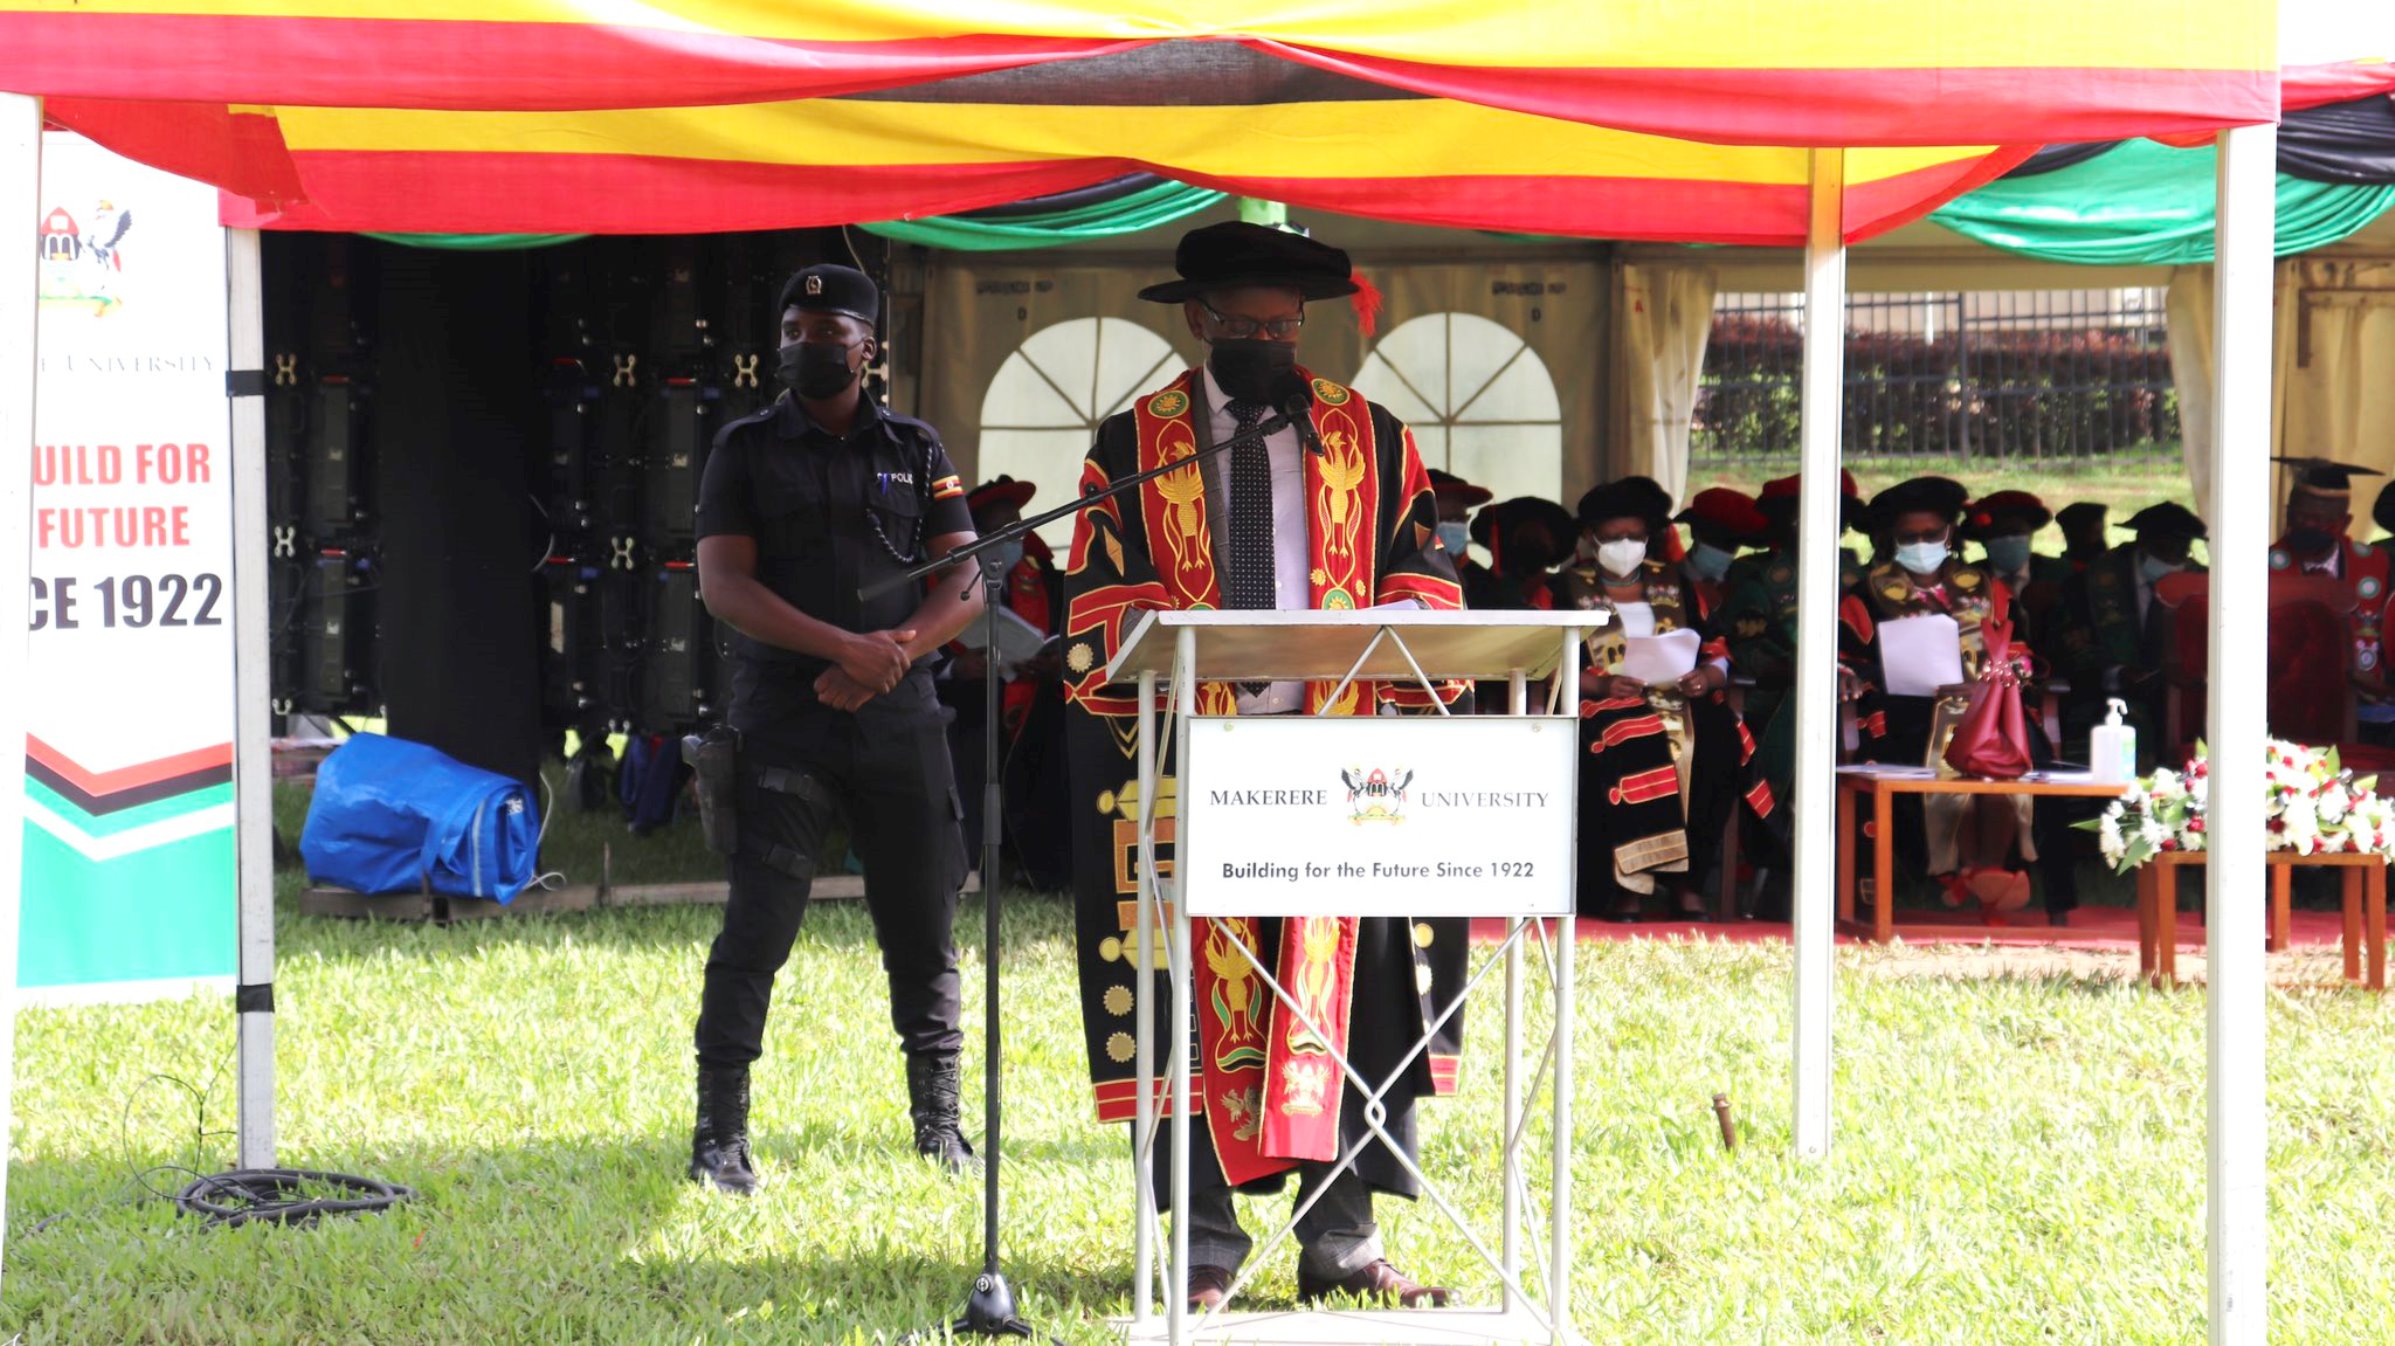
left=6, top=888, right=2394, bottom=1343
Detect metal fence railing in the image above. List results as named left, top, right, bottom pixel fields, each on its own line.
left=1694, top=289, right=2180, bottom=468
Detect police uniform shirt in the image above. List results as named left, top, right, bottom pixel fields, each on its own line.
left=695, top=392, right=972, bottom=727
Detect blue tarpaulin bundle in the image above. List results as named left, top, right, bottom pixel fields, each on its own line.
left=301, top=733, right=539, bottom=904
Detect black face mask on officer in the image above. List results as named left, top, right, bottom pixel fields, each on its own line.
left=1207, top=338, right=1300, bottom=406
left=780, top=340, right=862, bottom=401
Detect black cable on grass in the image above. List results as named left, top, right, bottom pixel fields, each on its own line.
left=22, top=1066, right=413, bottom=1238
left=169, top=1168, right=415, bottom=1229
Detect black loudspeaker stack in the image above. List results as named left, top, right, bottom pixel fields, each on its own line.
left=262, top=229, right=873, bottom=754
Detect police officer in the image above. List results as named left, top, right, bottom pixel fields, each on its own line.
left=687, top=264, right=985, bottom=1194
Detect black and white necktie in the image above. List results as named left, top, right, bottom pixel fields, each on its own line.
left=1225, top=399, right=1277, bottom=611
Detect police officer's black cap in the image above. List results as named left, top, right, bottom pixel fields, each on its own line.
left=1575, top=476, right=1674, bottom=531
left=1867, top=476, right=1970, bottom=531
left=1137, top=221, right=1359, bottom=304
left=2126, top=501, right=2207, bottom=542
left=777, top=264, right=880, bottom=325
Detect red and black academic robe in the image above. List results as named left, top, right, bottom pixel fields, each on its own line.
left=1060, top=366, right=1467, bottom=1199
left=1559, top=562, right=1768, bottom=914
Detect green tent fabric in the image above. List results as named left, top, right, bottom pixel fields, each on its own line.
left=858, top=180, right=1222, bottom=251
left=364, top=232, right=586, bottom=250
left=1931, top=139, right=2395, bottom=266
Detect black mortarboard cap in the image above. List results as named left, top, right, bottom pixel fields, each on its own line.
left=777, top=264, right=881, bottom=325
left=1138, top=221, right=1359, bottom=304
left=2273, top=455, right=2383, bottom=502
left=2126, top=501, right=2207, bottom=541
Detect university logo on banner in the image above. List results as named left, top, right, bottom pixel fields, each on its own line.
left=26, top=134, right=237, bottom=1003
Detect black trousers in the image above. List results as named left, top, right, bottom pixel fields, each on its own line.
left=693, top=684, right=968, bottom=1068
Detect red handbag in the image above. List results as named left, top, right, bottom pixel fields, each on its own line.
left=1942, top=616, right=2034, bottom=780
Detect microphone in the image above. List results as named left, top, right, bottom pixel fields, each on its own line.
left=1278, top=380, right=1324, bottom=456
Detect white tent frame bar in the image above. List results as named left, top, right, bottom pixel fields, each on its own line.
left=226, top=225, right=277, bottom=1171
left=1783, top=130, right=2277, bottom=1343
left=2204, top=120, right=2274, bottom=1346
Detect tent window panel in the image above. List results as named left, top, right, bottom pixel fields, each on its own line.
left=975, top=428, right=1093, bottom=548
left=981, top=350, right=1087, bottom=429
left=1353, top=311, right=1566, bottom=509
left=1449, top=425, right=1565, bottom=509
left=1351, top=350, right=1440, bottom=425
left=1441, top=313, right=1543, bottom=421
left=979, top=317, right=1182, bottom=549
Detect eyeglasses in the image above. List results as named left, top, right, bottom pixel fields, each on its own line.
left=1200, top=300, right=1305, bottom=341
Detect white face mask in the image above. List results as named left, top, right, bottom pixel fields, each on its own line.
left=1895, top=539, right=1951, bottom=575
left=1595, top=538, right=1649, bottom=578
left=1435, top=521, right=1472, bottom=557
left=985, top=539, right=1026, bottom=575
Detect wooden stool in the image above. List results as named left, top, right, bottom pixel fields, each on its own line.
left=2136, top=851, right=2388, bottom=988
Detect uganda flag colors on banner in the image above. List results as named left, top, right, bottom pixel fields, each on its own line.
left=0, top=0, right=2280, bottom=244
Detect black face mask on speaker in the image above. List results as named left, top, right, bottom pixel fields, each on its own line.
left=1206, top=337, right=1301, bottom=406
left=780, top=340, right=862, bottom=400
left=2281, top=524, right=2337, bottom=559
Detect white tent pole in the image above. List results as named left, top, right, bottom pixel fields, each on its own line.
left=1791, top=147, right=1846, bottom=1159
left=2205, top=120, right=2274, bottom=1346
left=0, top=91, right=44, bottom=1279
left=226, top=227, right=275, bottom=1169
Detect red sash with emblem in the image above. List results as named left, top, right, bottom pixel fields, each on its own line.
left=1129, top=367, right=1386, bottom=1185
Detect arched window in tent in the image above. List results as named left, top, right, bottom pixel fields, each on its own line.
left=977, top=317, right=1180, bottom=548
left=1349, top=312, right=1563, bottom=511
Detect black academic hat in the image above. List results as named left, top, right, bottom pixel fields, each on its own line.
left=2055, top=501, right=2109, bottom=535
left=776, top=264, right=881, bottom=325
left=1575, top=476, right=1675, bottom=531
left=1471, top=497, right=1577, bottom=573
left=1137, top=221, right=1360, bottom=304
left=2126, top=501, right=2207, bottom=542
left=1867, top=476, right=1970, bottom=531
left=1428, top=468, right=1493, bottom=509
left=2274, top=455, right=2383, bottom=507
left=2374, top=481, right=2395, bottom=539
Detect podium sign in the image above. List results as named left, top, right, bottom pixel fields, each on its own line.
left=1181, top=715, right=1576, bottom=918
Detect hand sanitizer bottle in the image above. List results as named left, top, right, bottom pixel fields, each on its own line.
left=2090, top=697, right=2137, bottom=784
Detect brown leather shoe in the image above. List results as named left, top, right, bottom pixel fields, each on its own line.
left=1187, top=1264, right=1235, bottom=1312
left=1296, top=1258, right=1451, bottom=1308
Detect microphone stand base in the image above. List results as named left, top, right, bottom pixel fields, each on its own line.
left=902, top=1271, right=1062, bottom=1343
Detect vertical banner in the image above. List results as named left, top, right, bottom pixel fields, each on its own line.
left=26, top=133, right=235, bottom=1002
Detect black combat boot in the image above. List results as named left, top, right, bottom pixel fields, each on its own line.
left=905, top=1051, right=981, bottom=1176
left=689, top=1065, right=761, bottom=1196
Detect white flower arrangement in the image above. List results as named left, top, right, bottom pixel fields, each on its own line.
left=2078, top=739, right=2395, bottom=873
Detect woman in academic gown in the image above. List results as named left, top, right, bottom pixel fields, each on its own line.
left=1560, top=478, right=1763, bottom=921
